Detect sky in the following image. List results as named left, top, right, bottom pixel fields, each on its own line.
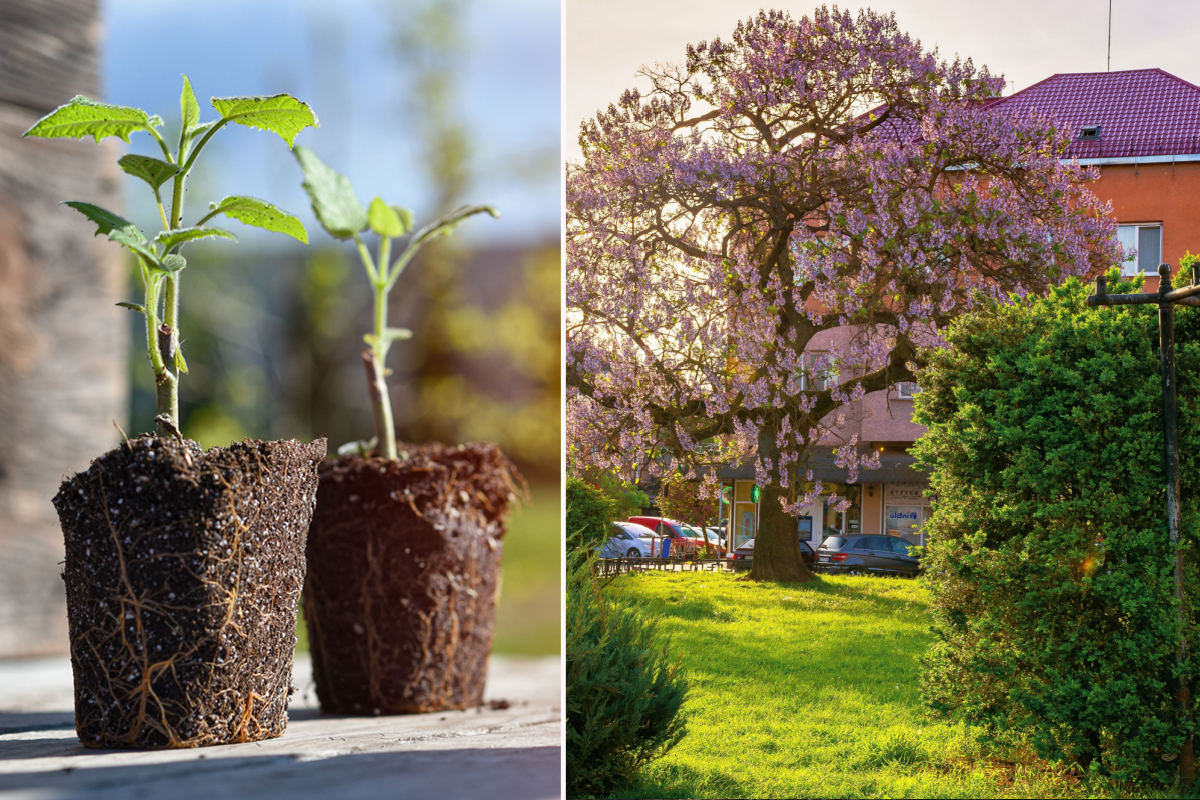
left=565, top=0, right=1200, bottom=161
left=103, top=0, right=560, bottom=245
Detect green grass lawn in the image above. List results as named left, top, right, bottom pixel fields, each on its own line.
left=604, top=571, right=1176, bottom=799
left=297, top=480, right=560, bottom=657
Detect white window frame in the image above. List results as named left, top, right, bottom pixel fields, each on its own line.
left=1117, top=223, right=1162, bottom=276
left=896, top=381, right=920, bottom=399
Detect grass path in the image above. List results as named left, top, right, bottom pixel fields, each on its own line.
left=607, top=571, right=1171, bottom=799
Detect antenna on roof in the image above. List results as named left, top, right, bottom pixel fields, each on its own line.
left=1107, top=0, right=1112, bottom=71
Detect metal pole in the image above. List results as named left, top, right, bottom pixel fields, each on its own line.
left=1159, top=264, right=1194, bottom=786
left=1107, top=0, right=1112, bottom=72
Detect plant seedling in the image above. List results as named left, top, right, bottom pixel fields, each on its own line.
left=24, top=78, right=318, bottom=438
left=293, top=146, right=497, bottom=460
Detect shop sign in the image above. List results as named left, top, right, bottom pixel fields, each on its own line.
left=884, top=483, right=931, bottom=506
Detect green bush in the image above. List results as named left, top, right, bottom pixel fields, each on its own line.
left=566, top=550, right=688, bottom=797
left=913, top=273, right=1200, bottom=783
left=566, top=477, right=614, bottom=554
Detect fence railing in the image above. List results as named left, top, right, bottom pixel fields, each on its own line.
left=597, top=557, right=734, bottom=578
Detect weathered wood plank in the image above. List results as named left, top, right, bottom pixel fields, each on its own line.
left=0, top=0, right=126, bottom=659
left=0, top=0, right=100, bottom=113
left=0, top=655, right=562, bottom=799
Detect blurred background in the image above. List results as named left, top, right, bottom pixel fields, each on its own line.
left=0, top=0, right=560, bottom=658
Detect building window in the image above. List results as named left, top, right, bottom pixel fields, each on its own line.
left=1078, top=124, right=1101, bottom=140
left=801, top=351, right=837, bottom=391
left=896, top=381, right=919, bottom=399
left=1117, top=224, right=1162, bottom=276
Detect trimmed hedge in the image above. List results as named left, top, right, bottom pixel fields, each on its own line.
left=914, top=274, right=1200, bottom=782
left=566, top=477, right=613, bottom=554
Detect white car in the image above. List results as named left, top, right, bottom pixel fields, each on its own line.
left=600, top=521, right=658, bottom=558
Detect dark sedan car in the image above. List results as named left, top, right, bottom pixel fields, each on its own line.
left=815, top=534, right=920, bottom=577
left=729, top=538, right=815, bottom=571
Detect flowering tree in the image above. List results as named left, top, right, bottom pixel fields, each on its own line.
left=566, top=7, right=1119, bottom=581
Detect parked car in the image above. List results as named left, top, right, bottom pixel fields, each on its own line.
left=728, top=538, right=815, bottom=571
left=627, top=516, right=716, bottom=557
left=600, top=521, right=658, bottom=558
left=682, top=524, right=724, bottom=557
left=705, top=526, right=729, bottom=551
left=814, top=534, right=920, bottom=577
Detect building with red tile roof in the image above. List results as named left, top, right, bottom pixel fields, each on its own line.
left=720, top=68, right=1200, bottom=552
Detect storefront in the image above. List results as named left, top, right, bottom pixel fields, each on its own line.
left=717, top=449, right=932, bottom=547
left=883, top=483, right=932, bottom=546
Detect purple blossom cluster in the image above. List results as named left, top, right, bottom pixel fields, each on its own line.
left=567, top=6, right=1120, bottom=514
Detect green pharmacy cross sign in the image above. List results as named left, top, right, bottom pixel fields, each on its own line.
left=1088, top=263, right=1200, bottom=787
left=750, top=484, right=761, bottom=503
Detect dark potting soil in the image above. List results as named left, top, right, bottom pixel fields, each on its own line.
left=304, top=443, right=522, bottom=715
left=52, top=434, right=326, bottom=748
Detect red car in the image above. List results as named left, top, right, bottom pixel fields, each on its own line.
left=627, top=516, right=721, bottom=557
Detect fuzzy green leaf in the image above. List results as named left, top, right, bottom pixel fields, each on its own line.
left=206, top=195, right=308, bottom=243
left=211, top=94, right=318, bottom=146
left=174, top=346, right=189, bottom=374
left=413, top=204, right=498, bottom=247
left=161, top=254, right=187, bottom=273
left=392, top=205, right=414, bottom=235
left=61, top=201, right=145, bottom=242
left=293, top=146, right=368, bottom=239
left=116, top=302, right=146, bottom=314
left=180, top=75, right=200, bottom=130
left=118, top=154, right=180, bottom=192
left=156, top=226, right=237, bottom=251
left=368, top=197, right=404, bottom=238
left=24, top=96, right=159, bottom=142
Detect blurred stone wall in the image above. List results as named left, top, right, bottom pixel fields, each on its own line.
left=0, top=0, right=126, bottom=656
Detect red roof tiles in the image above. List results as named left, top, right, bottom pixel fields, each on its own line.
left=986, top=68, right=1200, bottom=159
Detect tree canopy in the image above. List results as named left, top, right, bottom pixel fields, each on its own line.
left=566, top=6, right=1119, bottom=581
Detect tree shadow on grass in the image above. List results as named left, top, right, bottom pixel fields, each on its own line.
left=613, top=760, right=747, bottom=800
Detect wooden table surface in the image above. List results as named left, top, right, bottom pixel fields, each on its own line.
left=0, top=655, right=562, bottom=800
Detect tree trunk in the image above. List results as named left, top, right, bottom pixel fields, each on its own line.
left=0, top=0, right=126, bottom=657
left=747, top=422, right=814, bottom=583
left=747, top=484, right=814, bottom=582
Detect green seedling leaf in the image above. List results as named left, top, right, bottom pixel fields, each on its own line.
left=293, top=146, right=367, bottom=239
left=156, top=226, right=237, bottom=251
left=61, top=200, right=163, bottom=268
left=174, top=346, right=189, bottom=374
left=211, top=94, right=319, bottom=146
left=368, top=197, right=404, bottom=238
left=61, top=201, right=145, bottom=242
left=205, top=195, right=308, bottom=243
left=392, top=205, right=414, bottom=235
left=363, top=327, right=413, bottom=347
left=180, top=75, right=200, bottom=130
left=190, top=120, right=218, bottom=138
left=413, top=204, right=498, bottom=247
left=24, top=96, right=159, bottom=142
left=118, top=154, right=180, bottom=192
left=161, top=254, right=187, bottom=273
left=116, top=302, right=146, bottom=314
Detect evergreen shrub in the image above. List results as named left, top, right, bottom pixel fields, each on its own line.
left=565, top=548, right=687, bottom=797
left=914, top=274, right=1200, bottom=783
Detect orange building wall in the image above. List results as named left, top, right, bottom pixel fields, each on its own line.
left=1092, top=161, right=1200, bottom=283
